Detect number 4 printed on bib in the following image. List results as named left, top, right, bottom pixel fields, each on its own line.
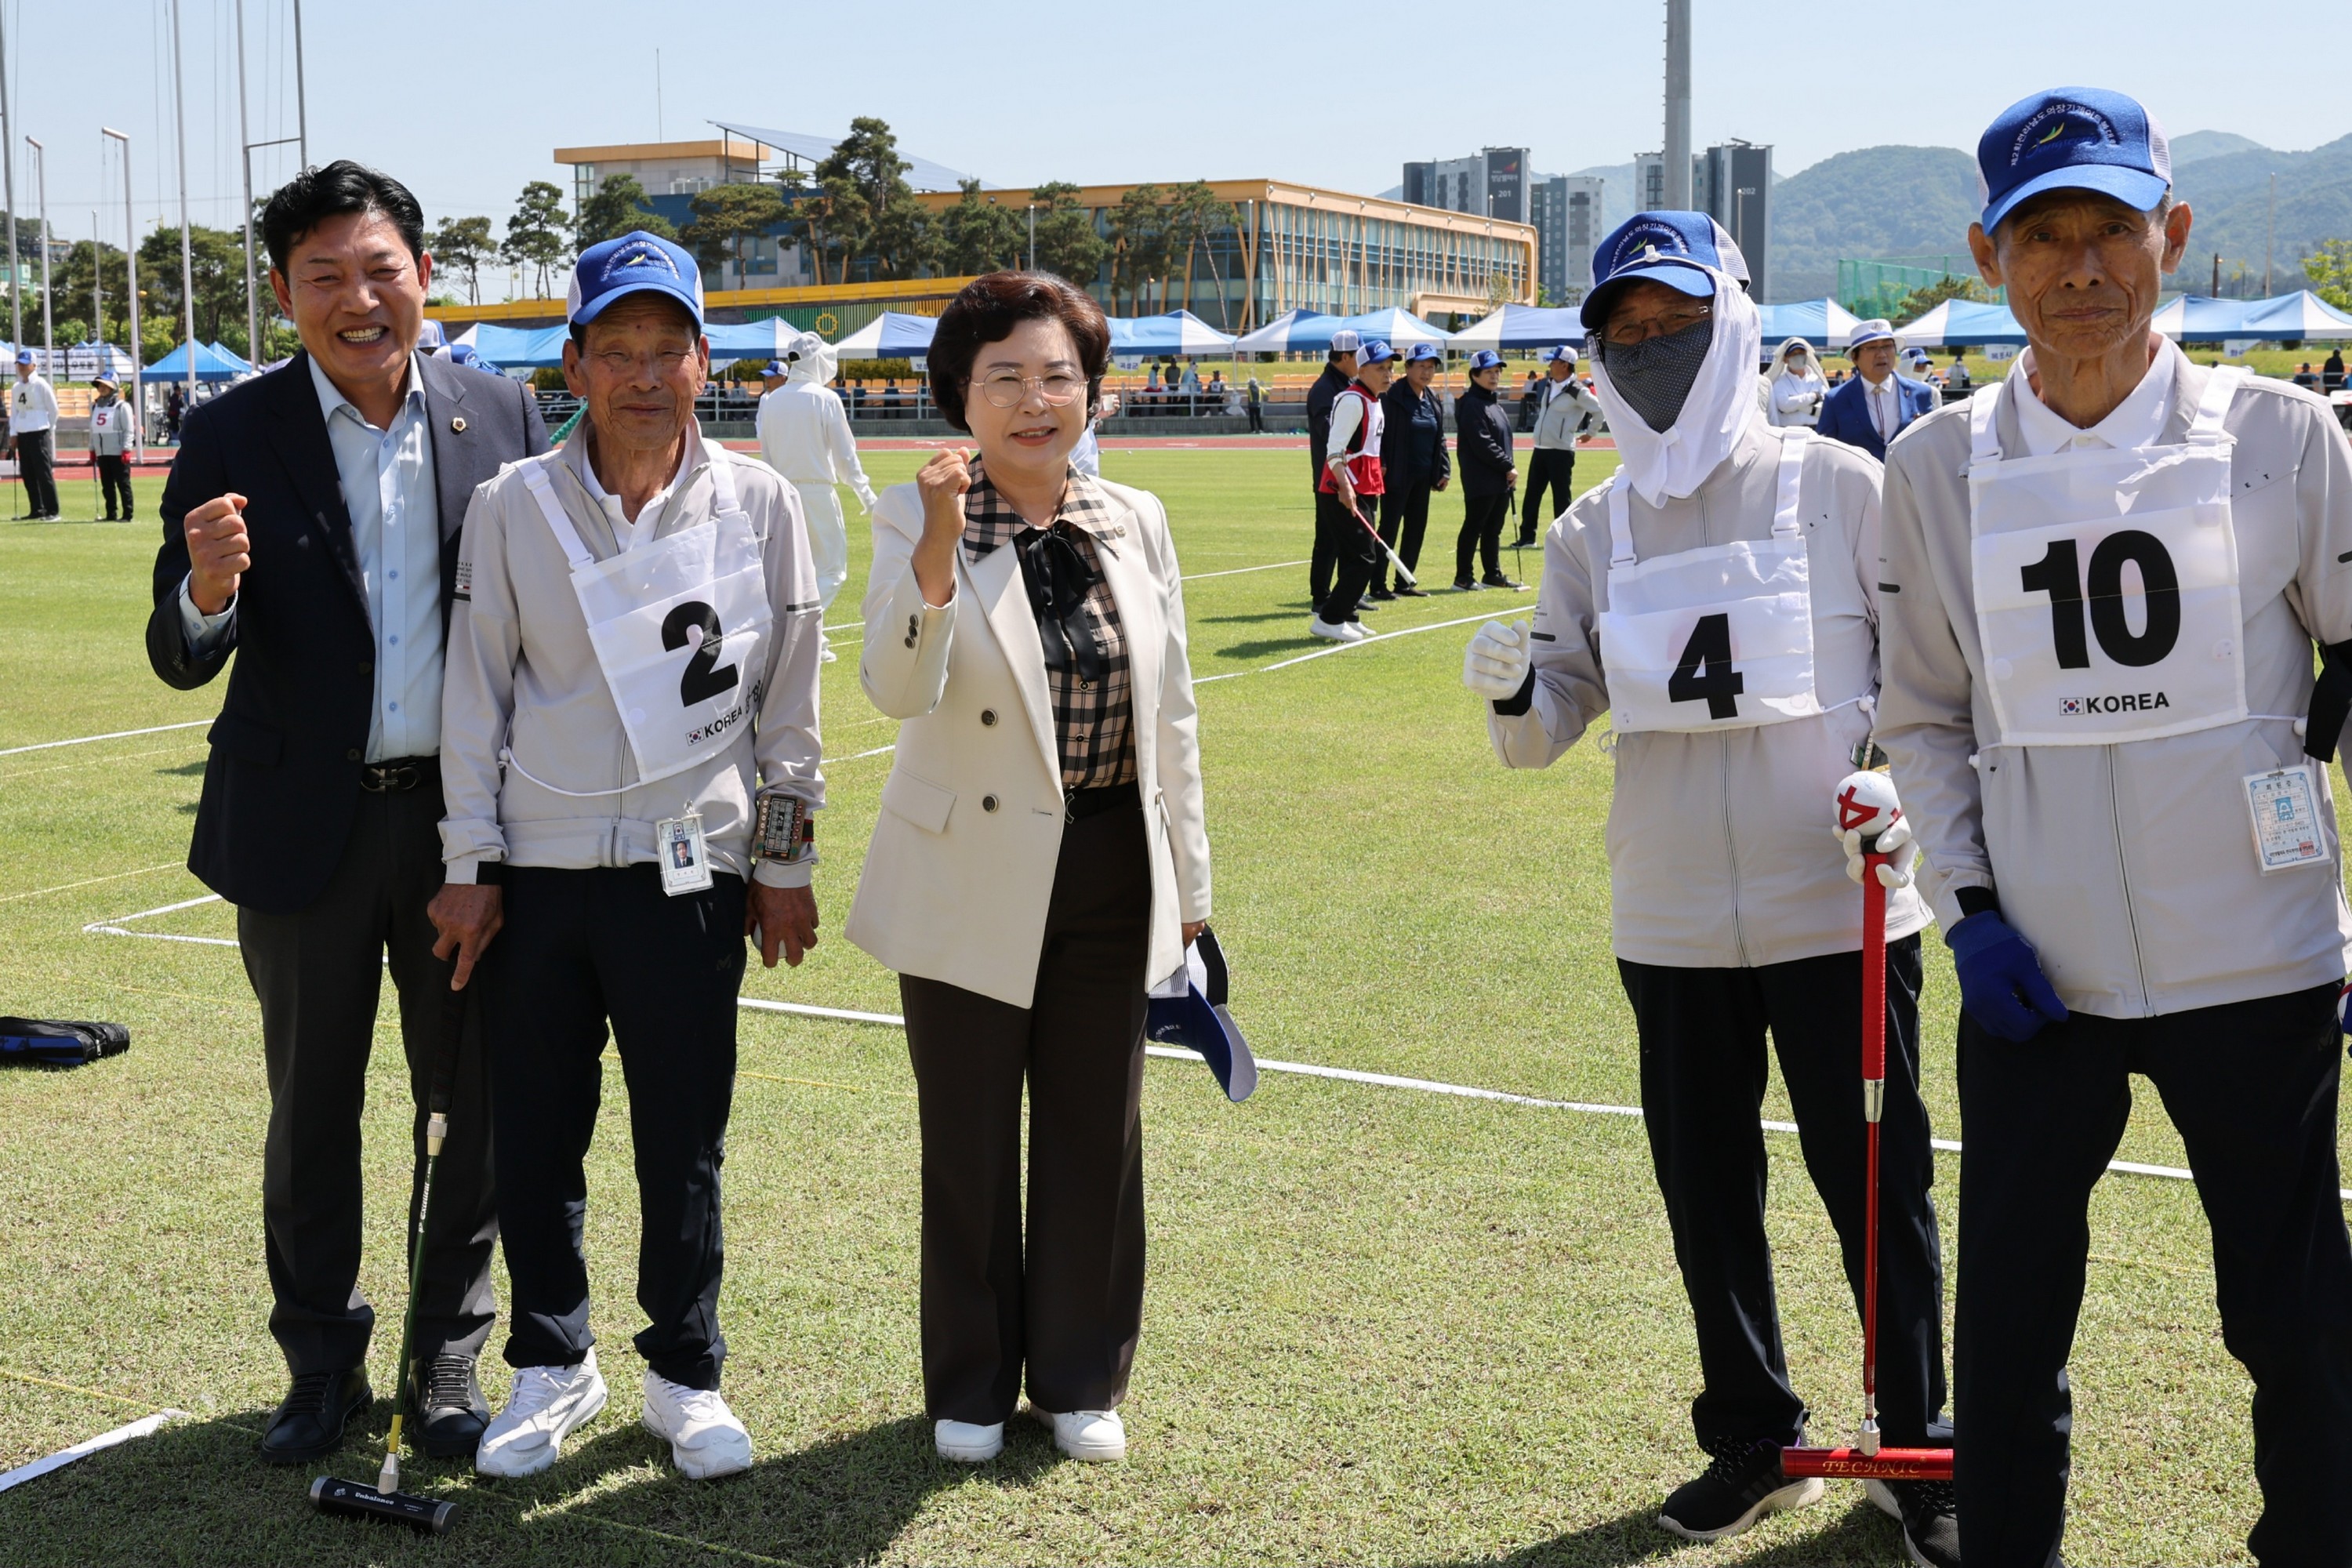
left=1668, top=613, right=1745, bottom=720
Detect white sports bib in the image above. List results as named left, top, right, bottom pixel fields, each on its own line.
left=1597, top=430, right=1821, bottom=733
left=1967, top=368, right=2246, bottom=747
left=518, top=447, right=771, bottom=787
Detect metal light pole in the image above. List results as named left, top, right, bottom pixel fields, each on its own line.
left=2264, top=172, right=2276, bottom=296
left=27, top=137, right=50, bottom=367
left=1027, top=205, right=1036, bottom=271
left=0, top=5, right=18, bottom=350
left=93, top=212, right=102, bottom=357
left=171, top=0, right=198, bottom=410
left=292, top=0, right=310, bottom=168
left=103, top=129, right=144, bottom=461
left=237, top=0, right=258, bottom=368
left=1663, top=0, right=1693, bottom=210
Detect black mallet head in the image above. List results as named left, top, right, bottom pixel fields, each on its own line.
left=309, top=1475, right=456, bottom=1534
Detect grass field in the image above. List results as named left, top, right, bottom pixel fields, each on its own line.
left=2, top=448, right=2346, bottom=1567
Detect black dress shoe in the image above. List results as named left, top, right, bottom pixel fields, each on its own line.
left=259, top=1367, right=372, bottom=1465
left=412, top=1353, right=491, bottom=1458
left=1396, top=584, right=1430, bottom=597
left=1367, top=587, right=1397, bottom=601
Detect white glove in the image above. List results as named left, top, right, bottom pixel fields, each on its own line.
left=851, top=479, right=879, bottom=515
left=1837, top=812, right=1915, bottom=890
left=1463, top=619, right=1531, bottom=699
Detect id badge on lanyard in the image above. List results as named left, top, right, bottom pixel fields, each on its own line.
left=656, top=811, right=713, bottom=896
left=2243, top=764, right=2330, bottom=874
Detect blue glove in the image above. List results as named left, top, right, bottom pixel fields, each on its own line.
left=1946, top=911, right=2070, bottom=1042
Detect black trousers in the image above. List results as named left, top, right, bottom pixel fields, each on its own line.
left=1246, top=402, right=1263, bottom=433
left=1619, top=938, right=1950, bottom=1451
left=1456, top=488, right=1512, bottom=583
left=483, top=864, right=746, bottom=1390
left=238, top=779, right=498, bottom=1377
left=14, top=428, right=56, bottom=516
left=1312, top=490, right=1377, bottom=623
left=96, top=452, right=133, bottom=518
left=899, top=794, right=1152, bottom=1425
left=1378, top=477, right=1432, bottom=591
left=1519, top=447, right=1574, bottom=543
left=1955, top=984, right=2352, bottom=1568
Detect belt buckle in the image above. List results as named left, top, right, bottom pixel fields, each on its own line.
left=361, top=761, right=418, bottom=793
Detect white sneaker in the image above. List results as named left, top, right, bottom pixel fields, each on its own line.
left=474, top=1348, right=608, bottom=1477
left=820, top=644, right=839, bottom=663
left=641, top=1370, right=753, bottom=1480
left=1308, top=615, right=1352, bottom=642
left=1030, top=1405, right=1126, bottom=1462
left=935, top=1418, right=1004, bottom=1463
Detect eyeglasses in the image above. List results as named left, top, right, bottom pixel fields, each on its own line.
left=975, top=370, right=1087, bottom=408
left=1603, top=302, right=1712, bottom=347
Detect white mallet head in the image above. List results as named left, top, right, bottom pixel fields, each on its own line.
left=1834, top=769, right=1902, bottom=841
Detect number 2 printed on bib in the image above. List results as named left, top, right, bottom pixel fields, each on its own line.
left=1973, top=503, right=2245, bottom=746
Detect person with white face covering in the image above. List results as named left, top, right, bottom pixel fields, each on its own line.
left=1877, top=86, right=2352, bottom=1567
left=1460, top=211, right=1958, bottom=1564
left=757, top=329, right=877, bottom=644
left=1768, top=337, right=1827, bottom=428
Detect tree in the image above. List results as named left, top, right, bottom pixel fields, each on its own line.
left=47, top=238, right=134, bottom=347
left=1029, top=182, right=1105, bottom=286
left=502, top=180, right=572, bottom=298
left=797, top=173, right=869, bottom=288
left=937, top=179, right=1024, bottom=276
left=679, top=183, right=789, bottom=285
left=1162, top=181, right=1240, bottom=326
left=1108, top=184, right=1168, bottom=313
left=812, top=118, right=932, bottom=281
left=2305, top=238, right=2352, bottom=312
left=430, top=216, right=496, bottom=306
left=1893, top=271, right=1991, bottom=325
left=137, top=223, right=248, bottom=349
left=575, top=175, right=675, bottom=250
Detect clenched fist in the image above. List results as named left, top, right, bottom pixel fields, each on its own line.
left=183, top=493, right=252, bottom=615
left=911, top=447, right=972, bottom=607
left=1463, top=619, right=1532, bottom=699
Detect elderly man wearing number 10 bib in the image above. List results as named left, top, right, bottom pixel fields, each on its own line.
left=1875, top=88, right=2352, bottom=1568
left=428, top=231, right=825, bottom=1483
left=1460, top=211, right=1958, bottom=1564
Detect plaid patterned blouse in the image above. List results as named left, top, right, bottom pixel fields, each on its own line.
left=962, top=464, right=1138, bottom=790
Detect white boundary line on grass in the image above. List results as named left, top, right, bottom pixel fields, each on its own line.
left=0, top=1410, right=192, bottom=1494
left=0, top=720, right=210, bottom=758
left=1182, top=558, right=1311, bottom=581
left=92, top=899, right=2345, bottom=1200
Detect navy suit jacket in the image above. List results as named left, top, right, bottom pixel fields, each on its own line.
left=1814, top=372, right=1938, bottom=462
left=144, top=351, right=550, bottom=914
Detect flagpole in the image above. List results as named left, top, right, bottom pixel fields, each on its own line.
left=171, top=0, right=198, bottom=412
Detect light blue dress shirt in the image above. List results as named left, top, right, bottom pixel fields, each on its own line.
left=182, top=354, right=443, bottom=761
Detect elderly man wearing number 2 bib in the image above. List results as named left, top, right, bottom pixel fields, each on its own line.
left=1461, top=212, right=1958, bottom=1564
left=429, top=231, right=824, bottom=1483
left=1876, top=89, right=2352, bottom=1567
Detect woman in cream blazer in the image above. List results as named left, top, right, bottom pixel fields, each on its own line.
left=844, top=273, right=1210, bottom=1469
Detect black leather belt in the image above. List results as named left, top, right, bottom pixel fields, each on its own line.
left=358, top=756, right=434, bottom=793
left=1064, top=780, right=1139, bottom=822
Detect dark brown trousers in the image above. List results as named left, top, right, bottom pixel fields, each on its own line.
left=900, top=793, right=1152, bottom=1425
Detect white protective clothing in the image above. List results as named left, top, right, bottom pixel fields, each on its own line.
left=1878, top=337, right=2352, bottom=1018
left=1769, top=338, right=1828, bottom=428
left=1589, top=264, right=1766, bottom=506
left=756, top=332, right=874, bottom=612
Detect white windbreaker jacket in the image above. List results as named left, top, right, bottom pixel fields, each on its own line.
left=1877, top=348, right=2352, bottom=1017
left=1488, top=419, right=1931, bottom=967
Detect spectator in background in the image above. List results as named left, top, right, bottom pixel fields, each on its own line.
left=1518, top=345, right=1602, bottom=546
left=1814, top=319, right=1936, bottom=461
left=1178, top=361, right=1200, bottom=408
left=2323, top=347, right=2344, bottom=391
left=89, top=371, right=136, bottom=521
left=1767, top=337, right=1828, bottom=427
left=2291, top=361, right=2320, bottom=390
left=1946, top=354, right=1972, bottom=391
left=1307, top=330, right=1361, bottom=615
left=9, top=348, right=60, bottom=520
left=1454, top=349, right=1521, bottom=591
left=165, top=383, right=186, bottom=442
left=1517, top=366, right=1543, bottom=430
left=884, top=379, right=903, bottom=419
left=1377, top=341, right=1449, bottom=598
left=1243, top=369, right=1265, bottom=433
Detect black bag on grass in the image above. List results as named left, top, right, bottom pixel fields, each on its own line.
left=0, top=1018, right=131, bottom=1068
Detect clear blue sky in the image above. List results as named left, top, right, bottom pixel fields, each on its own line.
left=5, top=0, right=2347, bottom=301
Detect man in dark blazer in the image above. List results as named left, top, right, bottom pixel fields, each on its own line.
left=145, top=161, right=548, bottom=1465
left=1815, top=318, right=1939, bottom=461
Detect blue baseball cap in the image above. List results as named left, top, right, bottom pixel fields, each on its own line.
left=1582, top=210, right=1750, bottom=330
left=1145, top=928, right=1256, bottom=1103
left=1543, top=343, right=1578, bottom=365
left=567, top=230, right=705, bottom=330
left=761, top=359, right=789, bottom=377
left=1976, top=87, right=2171, bottom=234
left=13, top=348, right=31, bottom=365
left=1403, top=341, right=1443, bottom=363
left=1358, top=339, right=1396, bottom=367
left=1467, top=350, right=1505, bottom=372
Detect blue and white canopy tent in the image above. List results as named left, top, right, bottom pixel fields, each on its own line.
left=1889, top=299, right=2029, bottom=347
left=456, top=323, right=571, bottom=369
left=1327, top=307, right=1452, bottom=349
left=1755, top=297, right=1863, bottom=350
left=830, top=311, right=940, bottom=360
left=2152, top=290, right=2352, bottom=343
left=144, top=339, right=249, bottom=383
left=1228, top=308, right=1349, bottom=354
left=1446, top=305, right=1588, bottom=354
left=1108, top=310, right=1237, bottom=355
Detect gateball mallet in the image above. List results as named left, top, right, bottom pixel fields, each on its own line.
left=1780, top=770, right=1955, bottom=1486
left=309, top=982, right=467, bottom=1534
left=1341, top=493, right=1416, bottom=590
